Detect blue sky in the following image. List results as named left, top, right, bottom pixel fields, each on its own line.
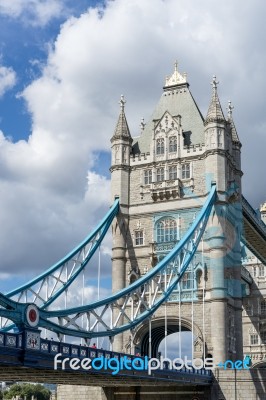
left=0, top=0, right=101, bottom=140
left=0, top=0, right=265, bottom=301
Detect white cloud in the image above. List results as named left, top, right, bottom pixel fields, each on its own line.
left=0, top=65, right=16, bottom=97
left=0, top=0, right=66, bottom=26
left=0, top=0, right=265, bottom=290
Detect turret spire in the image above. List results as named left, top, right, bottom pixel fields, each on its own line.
left=205, top=75, right=225, bottom=125
left=227, top=100, right=240, bottom=143
left=111, top=95, right=132, bottom=143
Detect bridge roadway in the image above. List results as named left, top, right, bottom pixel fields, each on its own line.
left=242, top=195, right=266, bottom=264
left=0, top=330, right=211, bottom=388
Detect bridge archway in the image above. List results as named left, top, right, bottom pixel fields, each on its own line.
left=133, top=316, right=204, bottom=358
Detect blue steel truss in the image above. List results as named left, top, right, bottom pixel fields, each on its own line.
left=0, top=186, right=216, bottom=339
left=0, top=199, right=119, bottom=331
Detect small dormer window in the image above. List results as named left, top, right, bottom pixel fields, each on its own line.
left=156, top=138, right=165, bottom=155
left=169, top=136, right=177, bottom=152
left=156, top=167, right=164, bottom=182
left=181, top=163, right=190, bottom=179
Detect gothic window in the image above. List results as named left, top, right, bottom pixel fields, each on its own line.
left=260, top=330, right=266, bottom=344
left=258, top=265, right=265, bottom=277
left=261, top=300, right=266, bottom=315
left=144, top=169, right=152, bottom=185
left=169, top=165, right=177, bottom=180
left=169, top=136, right=177, bottom=152
left=182, top=271, right=193, bottom=290
left=135, top=230, right=144, bottom=246
left=122, top=146, right=127, bottom=163
left=156, top=219, right=177, bottom=243
left=195, top=267, right=203, bottom=288
left=156, top=167, right=164, bottom=182
left=181, top=163, right=190, bottom=179
left=115, top=146, right=119, bottom=163
left=250, top=334, right=259, bottom=345
left=156, top=138, right=165, bottom=155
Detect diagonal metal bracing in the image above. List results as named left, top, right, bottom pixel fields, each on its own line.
left=0, top=187, right=217, bottom=339
left=0, top=199, right=119, bottom=332
left=242, top=195, right=266, bottom=264
left=30, top=185, right=217, bottom=339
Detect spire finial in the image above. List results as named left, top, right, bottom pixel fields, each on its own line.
left=140, top=117, right=146, bottom=131
left=211, top=75, right=219, bottom=90
left=205, top=75, right=225, bottom=125
left=111, top=95, right=132, bottom=143
left=227, top=100, right=234, bottom=119
left=119, top=94, right=126, bottom=111
left=165, top=61, right=187, bottom=87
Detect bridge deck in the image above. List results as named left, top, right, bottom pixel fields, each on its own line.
left=242, top=196, right=266, bottom=264
left=0, top=331, right=212, bottom=386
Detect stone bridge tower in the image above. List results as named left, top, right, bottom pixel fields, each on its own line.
left=110, top=63, right=243, bottom=364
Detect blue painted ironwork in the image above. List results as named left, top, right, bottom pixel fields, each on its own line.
left=0, top=185, right=216, bottom=339
left=1, top=199, right=119, bottom=331
left=0, top=330, right=212, bottom=384
left=0, top=186, right=216, bottom=340
left=242, top=195, right=266, bottom=264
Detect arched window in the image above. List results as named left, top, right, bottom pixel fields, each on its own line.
left=156, top=138, right=165, bottom=155
left=169, top=136, right=177, bottom=152
left=144, top=169, right=152, bottom=185
left=182, top=270, right=193, bottom=289
left=156, top=167, right=164, bottom=182
left=169, top=165, right=177, bottom=180
left=157, top=218, right=177, bottom=243
left=259, top=265, right=265, bottom=277
left=181, top=163, right=190, bottom=179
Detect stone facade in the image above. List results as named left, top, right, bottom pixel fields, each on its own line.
left=242, top=242, right=266, bottom=367
left=110, top=64, right=244, bottom=365
left=56, top=65, right=266, bottom=400
left=57, top=369, right=266, bottom=400
left=211, top=369, right=266, bottom=399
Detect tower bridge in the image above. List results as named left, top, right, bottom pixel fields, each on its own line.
left=0, top=63, right=266, bottom=399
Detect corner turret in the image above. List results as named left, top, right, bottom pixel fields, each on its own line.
left=227, top=100, right=242, bottom=171
left=110, top=95, right=132, bottom=204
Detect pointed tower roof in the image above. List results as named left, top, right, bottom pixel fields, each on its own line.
left=205, top=76, right=226, bottom=125
left=227, top=100, right=241, bottom=143
left=111, top=95, right=132, bottom=143
left=133, top=62, right=205, bottom=154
